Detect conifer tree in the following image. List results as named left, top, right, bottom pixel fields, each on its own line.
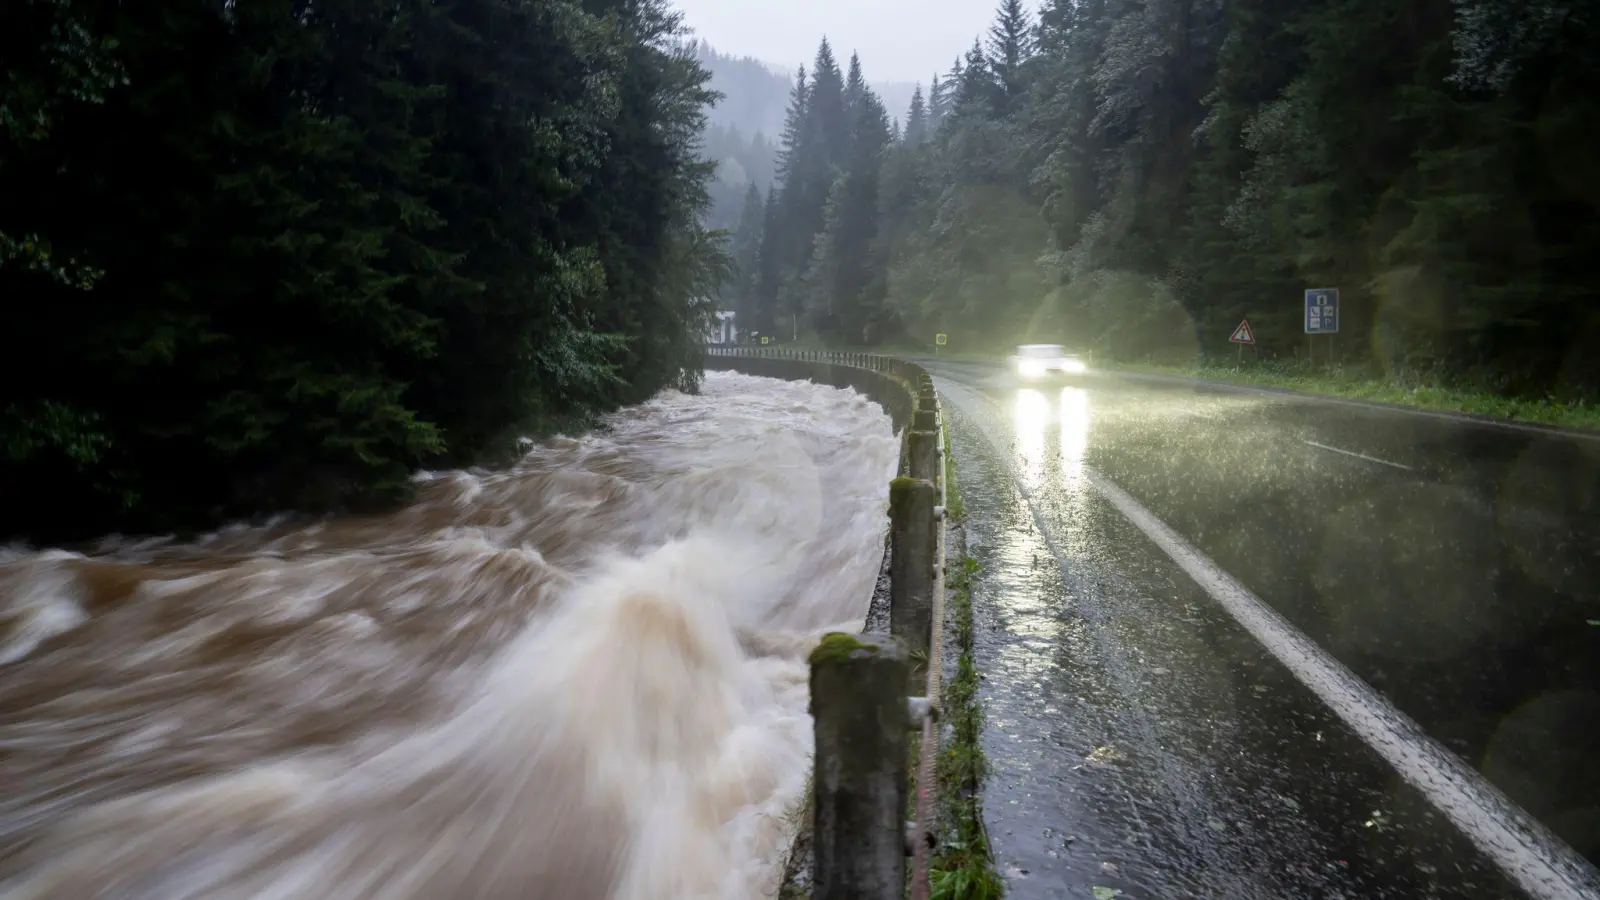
left=904, top=86, right=929, bottom=143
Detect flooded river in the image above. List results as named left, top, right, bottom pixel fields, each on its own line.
left=0, top=372, right=899, bottom=900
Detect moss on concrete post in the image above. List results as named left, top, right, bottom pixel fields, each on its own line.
left=889, top=476, right=937, bottom=657
left=913, top=408, right=937, bottom=432
left=810, top=631, right=910, bottom=900
left=908, top=429, right=938, bottom=483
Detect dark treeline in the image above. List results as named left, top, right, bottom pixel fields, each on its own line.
left=727, top=0, right=1599, bottom=397
left=1, top=0, right=727, bottom=542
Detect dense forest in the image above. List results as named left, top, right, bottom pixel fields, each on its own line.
left=724, top=0, right=1599, bottom=398
left=692, top=41, right=914, bottom=234
left=0, top=0, right=727, bottom=541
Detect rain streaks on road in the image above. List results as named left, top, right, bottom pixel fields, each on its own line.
left=926, top=359, right=1600, bottom=900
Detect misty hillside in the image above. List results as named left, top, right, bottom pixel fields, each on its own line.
left=874, top=82, right=917, bottom=133
left=693, top=41, right=791, bottom=137
left=692, top=39, right=925, bottom=233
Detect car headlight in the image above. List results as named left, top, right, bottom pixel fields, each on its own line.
left=1061, top=359, right=1086, bottom=373
left=1017, top=360, right=1045, bottom=378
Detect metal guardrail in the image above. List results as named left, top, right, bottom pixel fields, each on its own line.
left=705, top=345, right=947, bottom=900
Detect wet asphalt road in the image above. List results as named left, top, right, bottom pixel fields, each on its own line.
left=921, top=359, right=1600, bottom=900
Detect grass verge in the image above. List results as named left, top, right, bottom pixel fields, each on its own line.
left=929, top=554, right=1004, bottom=899
left=1120, top=360, right=1600, bottom=431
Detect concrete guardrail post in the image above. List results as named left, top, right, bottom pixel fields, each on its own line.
left=913, top=408, right=936, bottom=433
left=889, top=477, right=937, bottom=658
left=908, top=428, right=938, bottom=483
left=809, top=632, right=910, bottom=900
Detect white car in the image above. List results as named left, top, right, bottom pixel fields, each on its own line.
left=1009, top=344, right=1088, bottom=380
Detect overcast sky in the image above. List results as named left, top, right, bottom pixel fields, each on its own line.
left=671, top=0, right=996, bottom=84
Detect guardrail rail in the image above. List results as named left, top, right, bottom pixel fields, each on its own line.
left=705, top=346, right=949, bottom=900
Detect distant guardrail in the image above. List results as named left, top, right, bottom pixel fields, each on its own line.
left=704, top=346, right=948, bottom=900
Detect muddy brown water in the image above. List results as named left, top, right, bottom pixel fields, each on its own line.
left=0, top=372, right=899, bottom=900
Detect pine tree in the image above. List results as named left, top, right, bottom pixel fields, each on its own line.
left=987, top=0, right=1035, bottom=111
left=753, top=185, right=784, bottom=334
left=954, top=41, right=992, bottom=113
left=844, top=52, right=867, bottom=111
left=804, top=89, right=892, bottom=342
left=773, top=66, right=808, bottom=186
left=926, top=74, right=949, bottom=132
left=729, top=182, right=766, bottom=334
left=904, top=85, right=929, bottom=143
left=807, top=39, right=850, bottom=167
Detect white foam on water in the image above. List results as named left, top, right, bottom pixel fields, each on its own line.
left=0, top=371, right=900, bottom=900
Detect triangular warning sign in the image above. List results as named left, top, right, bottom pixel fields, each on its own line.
left=1229, top=319, right=1255, bottom=344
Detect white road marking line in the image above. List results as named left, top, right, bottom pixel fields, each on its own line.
left=1302, top=439, right=1415, bottom=470
left=1089, top=470, right=1600, bottom=900
left=933, top=376, right=1600, bottom=899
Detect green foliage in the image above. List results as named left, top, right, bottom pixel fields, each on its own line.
left=932, top=551, right=1002, bottom=899
left=736, top=0, right=1599, bottom=400
left=0, top=0, right=724, bottom=542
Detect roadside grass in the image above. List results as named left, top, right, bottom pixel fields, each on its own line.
left=929, top=554, right=1004, bottom=899
left=1120, top=360, right=1600, bottom=431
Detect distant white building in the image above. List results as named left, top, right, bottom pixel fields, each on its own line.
left=706, top=309, right=736, bottom=344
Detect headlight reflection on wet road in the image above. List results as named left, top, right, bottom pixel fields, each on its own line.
left=1012, top=387, right=1092, bottom=491
left=1014, top=388, right=1050, bottom=486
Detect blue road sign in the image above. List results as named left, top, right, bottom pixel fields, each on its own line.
left=1305, top=288, right=1340, bottom=334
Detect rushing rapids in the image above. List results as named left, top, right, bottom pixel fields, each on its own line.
left=0, top=371, right=900, bottom=900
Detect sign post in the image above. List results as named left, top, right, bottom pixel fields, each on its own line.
left=1304, top=288, right=1339, bottom=364
left=1229, top=319, right=1255, bottom=368
left=934, top=333, right=947, bottom=356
